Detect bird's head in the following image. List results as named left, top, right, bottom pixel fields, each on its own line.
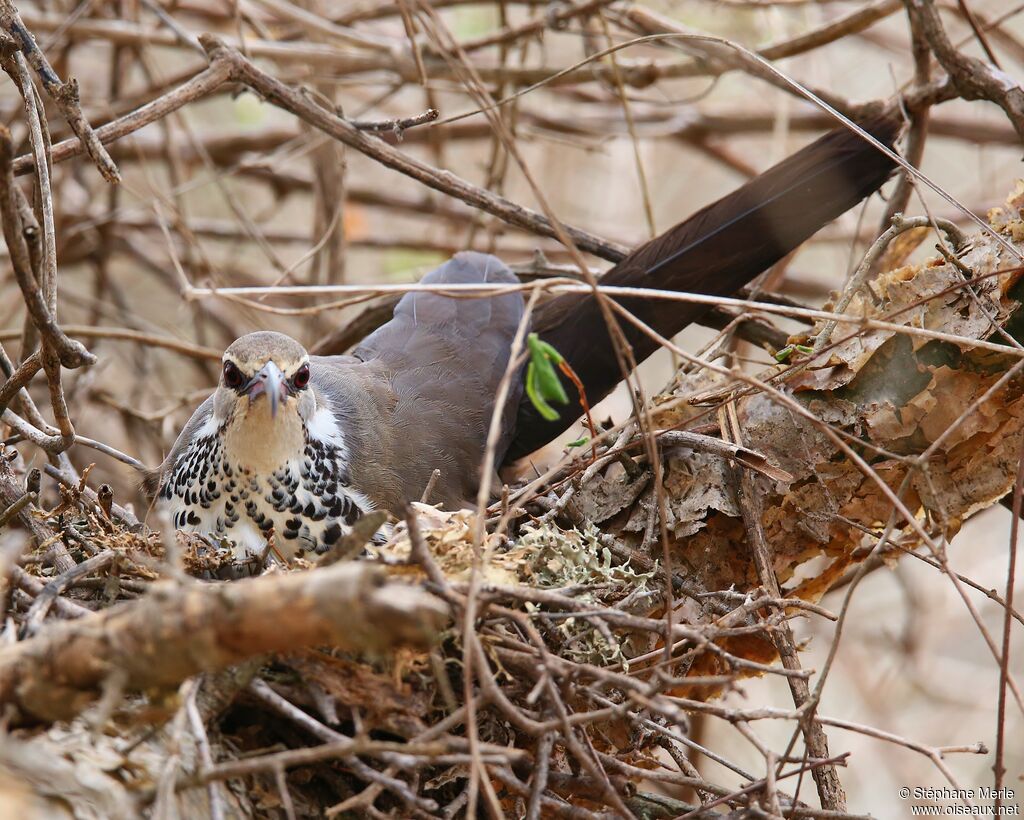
left=214, top=332, right=315, bottom=429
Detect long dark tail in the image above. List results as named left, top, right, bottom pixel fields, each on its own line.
left=505, top=115, right=901, bottom=461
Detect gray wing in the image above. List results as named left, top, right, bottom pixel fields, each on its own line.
left=146, top=394, right=216, bottom=497
left=319, top=252, right=526, bottom=509
left=355, top=250, right=524, bottom=377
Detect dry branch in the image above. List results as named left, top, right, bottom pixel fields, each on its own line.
left=0, top=0, right=120, bottom=182
left=910, top=0, right=1024, bottom=141
left=199, top=35, right=630, bottom=262
left=0, top=128, right=93, bottom=369
left=0, top=562, right=447, bottom=722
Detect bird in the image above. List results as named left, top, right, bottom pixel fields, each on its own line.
left=153, top=116, right=900, bottom=559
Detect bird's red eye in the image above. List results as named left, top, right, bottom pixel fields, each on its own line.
left=292, top=364, right=310, bottom=390
left=223, top=361, right=243, bottom=389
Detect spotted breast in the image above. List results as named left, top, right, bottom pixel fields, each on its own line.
left=159, top=395, right=372, bottom=557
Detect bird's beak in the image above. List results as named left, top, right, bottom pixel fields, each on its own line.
left=244, top=361, right=288, bottom=418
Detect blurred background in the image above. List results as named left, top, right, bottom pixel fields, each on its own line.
left=0, top=0, right=1020, bottom=815
left=2, top=0, right=1015, bottom=485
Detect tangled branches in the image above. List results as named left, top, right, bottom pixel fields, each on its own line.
left=0, top=0, right=1021, bottom=818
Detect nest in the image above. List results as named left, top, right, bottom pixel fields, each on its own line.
left=3, top=202, right=1024, bottom=817
left=4, top=201, right=1024, bottom=814
left=0, top=444, right=847, bottom=819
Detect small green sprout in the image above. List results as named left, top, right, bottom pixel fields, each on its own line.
left=525, top=333, right=569, bottom=421
left=774, top=343, right=814, bottom=363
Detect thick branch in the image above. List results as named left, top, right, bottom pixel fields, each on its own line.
left=0, top=562, right=448, bottom=722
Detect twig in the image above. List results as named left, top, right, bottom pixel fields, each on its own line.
left=248, top=678, right=438, bottom=814
left=10, top=565, right=92, bottom=619
left=0, top=127, right=94, bottom=368
left=12, top=57, right=234, bottom=178
left=186, top=738, right=521, bottom=789
left=656, top=430, right=794, bottom=483
left=0, top=0, right=120, bottom=182
left=350, top=106, right=439, bottom=137
left=22, top=550, right=115, bottom=636
left=0, top=487, right=35, bottom=530
left=812, top=213, right=967, bottom=354
left=184, top=679, right=227, bottom=820
left=723, top=401, right=847, bottom=812
left=197, top=35, right=629, bottom=262
left=909, top=0, right=1024, bottom=141
left=994, top=437, right=1022, bottom=810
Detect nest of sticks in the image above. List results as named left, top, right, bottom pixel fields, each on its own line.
left=1, top=450, right=847, bottom=819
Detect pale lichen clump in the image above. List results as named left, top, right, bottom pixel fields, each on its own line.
left=385, top=507, right=659, bottom=668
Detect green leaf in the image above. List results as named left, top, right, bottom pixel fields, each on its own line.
left=774, top=343, right=814, bottom=363
left=774, top=345, right=793, bottom=363
left=566, top=437, right=589, bottom=448
left=525, top=333, right=570, bottom=420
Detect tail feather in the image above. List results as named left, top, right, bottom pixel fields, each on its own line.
left=506, top=116, right=901, bottom=460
